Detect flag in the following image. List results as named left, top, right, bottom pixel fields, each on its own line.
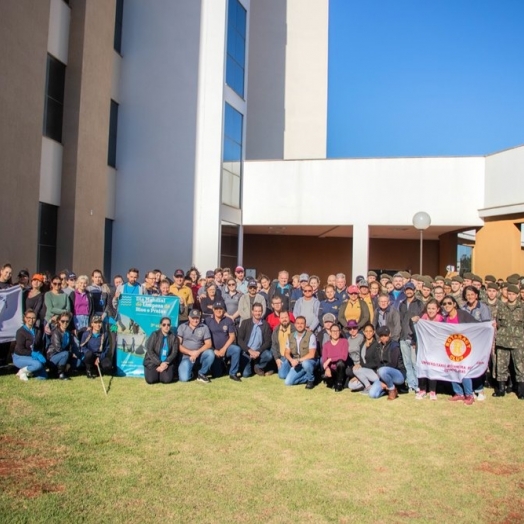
left=0, top=286, right=23, bottom=343
left=414, top=319, right=494, bottom=382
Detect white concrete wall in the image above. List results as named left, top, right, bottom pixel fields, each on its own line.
left=243, top=157, right=486, bottom=226
left=482, top=145, right=524, bottom=217
left=48, top=0, right=70, bottom=64
left=113, top=0, right=203, bottom=276
left=284, top=0, right=328, bottom=160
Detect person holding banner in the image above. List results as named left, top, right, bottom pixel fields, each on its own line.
left=143, top=317, right=179, bottom=384
left=13, top=309, right=47, bottom=381
left=441, top=296, right=478, bottom=405
left=368, top=325, right=406, bottom=400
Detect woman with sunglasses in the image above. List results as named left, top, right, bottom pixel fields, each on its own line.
left=412, top=299, right=443, bottom=400
left=47, top=312, right=73, bottom=380
left=44, top=275, right=71, bottom=323
left=13, top=309, right=48, bottom=381
left=79, top=315, right=111, bottom=379
left=223, top=279, right=243, bottom=325
left=143, top=317, right=179, bottom=384
left=23, top=274, right=46, bottom=350
left=441, top=295, right=478, bottom=405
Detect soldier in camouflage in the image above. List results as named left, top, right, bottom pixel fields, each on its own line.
left=493, top=284, right=524, bottom=399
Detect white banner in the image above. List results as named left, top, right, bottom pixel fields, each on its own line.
left=0, top=286, right=23, bottom=343
left=414, top=319, right=494, bottom=382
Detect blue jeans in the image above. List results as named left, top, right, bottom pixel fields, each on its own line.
left=242, top=349, right=273, bottom=377
left=49, top=351, right=69, bottom=367
left=12, top=354, right=47, bottom=379
left=368, top=367, right=405, bottom=398
left=210, top=344, right=241, bottom=377
left=277, top=357, right=291, bottom=379
left=74, top=314, right=90, bottom=331
left=452, top=378, right=473, bottom=396
left=178, top=349, right=215, bottom=382
left=400, top=340, right=418, bottom=390
left=284, top=359, right=317, bottom=386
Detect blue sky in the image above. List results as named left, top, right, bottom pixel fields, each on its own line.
left=327, top=0, right=524, bottom=158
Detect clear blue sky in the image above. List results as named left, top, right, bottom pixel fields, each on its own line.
left=327, top=0, right=524, bottom=158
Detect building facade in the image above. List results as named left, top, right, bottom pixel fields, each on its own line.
left=1, top=0, right=523, bottom=282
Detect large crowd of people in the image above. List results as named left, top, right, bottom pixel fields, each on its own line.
left=1, top=262, right=523, bottom=404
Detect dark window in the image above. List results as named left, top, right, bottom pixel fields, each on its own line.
left=37, top=203, right=58, bottom=274
left=226, top=0, right=246, bottom=97
left=108, top=100, right=119, bottom=168
left=222, top=103, right=243, bottom=208
left=104, top=219, right=113, bottom=280
left=43, top=55, right=66, bottom=142
left=114, top=0, right=124, bottom=53
left=220, top=223, right=239, bottom=269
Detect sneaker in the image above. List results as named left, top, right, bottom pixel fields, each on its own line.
left=197, top=373, right=211, bottom=384
left=229, top=375, right=241, bottom=382
left=253, top=365, right=265, bottom=377
left=429, top=391, right=437, bottom=401
left=415, top=390, right=426, bottom=400
left=449, top=395, right=465, bottom=402
left=18, top=370, right=29, bottom=382
left=464, top=395, right=475, bottom=406
left=476, top=391, right=486, bottom=401
left=305, top=380, right=315, bottom=390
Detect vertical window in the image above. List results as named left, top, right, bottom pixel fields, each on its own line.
left=222, top=104, right=243, bottom=208
left=226, top=0, right=246, bottom=97
left=220, top=222, right=239, bottom=269
left=43, top=55, right=66, bottom=143
left=108, top=100, right=119, bottom=168
left=37, top=203, right=58, bottom=274
left=114, top=0, right=124, bottom=53
left=104, top=219, right=113, bottom=280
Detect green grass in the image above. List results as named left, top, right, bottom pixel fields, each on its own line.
left=1, top=372, right=524, bottom=523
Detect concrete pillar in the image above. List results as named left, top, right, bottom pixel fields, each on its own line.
left=352, top=224, right=369, bottom=284
left=237, top=224, right=244, bottom=266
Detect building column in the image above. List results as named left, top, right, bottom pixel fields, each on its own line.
left=237, top=225, right=244, bottom=266
left=351, top=224, right=369, bottom=284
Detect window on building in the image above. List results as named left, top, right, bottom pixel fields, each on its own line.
left=222, top=103, right=243, bottom=208
left=220, top=222, right=239, bottom=269
left=108, top=100, right=119, bottom=168
left=43, top=55, right=66, bottom=143
left=114, top=0, right=124, bottom=53
left=37, top=203, right=58, bottom=274
left=226, top=0, right=246, bottom=97
left=104, top=218, right=113, bottom=280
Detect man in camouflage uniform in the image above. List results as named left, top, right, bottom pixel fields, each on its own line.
left=493, top=284, right=524, bottom=399
left=483, top=282, right=503, bottom=385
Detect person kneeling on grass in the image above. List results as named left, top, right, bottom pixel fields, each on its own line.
left=46, top=312, right=73, bottom=380
left=79, top=315, right=112, bottom=379
left=367, top=325, right=406, bottom=400
left=321, top=323, right=349, bottom=392
left=13, top=309, right=48, bottom=381
left=348, top=323, right=380, bottom=393
left=177, top=309, right=214, bottom=383
left=284, top=316, right=318, bottom=389
left=143, top=316, right=179, bottom=384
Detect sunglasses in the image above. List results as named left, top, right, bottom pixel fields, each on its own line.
left=161, top=322, right=171, bottom=327
left=59, top=319, right=69, bottom=324
left=442, top=301, right=453, bottom=306
left=52, top=282, right=61, bottom=286
left=304, top=289, right=313, bottom=293
left=93, top=320, right=102, bottom=324
left=349, top=327, right=358, bottom=330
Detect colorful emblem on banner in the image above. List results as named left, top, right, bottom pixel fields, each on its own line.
left=444, top=333, right=472, bottom=362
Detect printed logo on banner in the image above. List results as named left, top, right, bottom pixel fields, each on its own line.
left=444, top=334, right=472, bottom=362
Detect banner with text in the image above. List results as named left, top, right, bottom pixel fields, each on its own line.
left=116, top=294, right=180, bottom=377
left=0, top=286, right=23, bottom=343
left=415, top=319, right=494, bottom=382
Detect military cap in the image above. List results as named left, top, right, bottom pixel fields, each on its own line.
left=424, top=275, right=434, bottom=283
left=507, top=276, right=519, bottom=285
left=500, top=282, right=508, bottom=289
left=507, top=284, right=519, bottom=294
left=444, top=278, right=452, bottom=286
left=400, top=271, right=411, bottom=279
left=452, top=275, right=463, bottom=283
left=380, top=273, right=391, bottom=282
left=485, top=274, right=496, bottom=283
left=463, top=272, right=473, bottom=280
left=422, top=280, right=433, bottom=290
left=508, top=273, right=521, bottom=280
left=411, top=274, right=421, bottom=281
left=434, top=275, right=445, bottom=282
left=393, top=272, right=403, bottom=279
left=367, top=270, right=377, bottom=277
left=472, top=274, right=483, bottom=284
left=486, top=282, right=499, bottom=291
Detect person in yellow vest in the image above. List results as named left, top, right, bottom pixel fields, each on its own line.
left=169, top=269, right=194, bottom=322
left=338, top=285, right=370, bottom=334
left=358, top=280, right=375, bottom=324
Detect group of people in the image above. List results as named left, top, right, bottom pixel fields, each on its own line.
left=2, top=262, right=523, bottom=404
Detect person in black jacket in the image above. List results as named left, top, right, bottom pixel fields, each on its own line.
left=237, top=303, right=272, bottom=377
left=143, top=317, right=179, bottom=384
left=12, top=309, right=48, bottom=381
left=47, top=312, right=73, bottom=380
left=349, top=323, right=381, bottom=392
left=368, top=325, right=406, bottom=400
left=79, top=315, right=112, bottom=378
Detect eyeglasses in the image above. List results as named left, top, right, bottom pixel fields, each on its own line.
left=52, top=282, right=61, bottom=286
left=228, top=283, right=236, bottom=286
left=161, top=322, right=171, bottom=327
left=304, top=289, right=313, bottom=293
left=25, top=316, right=36, bottom=321
left=442, top=301, right=453, bottom=306
left=59, top=320, right=69, bottom=324
left=349, top=327, right=358, bottom=330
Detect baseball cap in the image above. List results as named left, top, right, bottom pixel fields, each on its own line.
left=377, top=326, right=391, bottom=337
left=92, top=315, right=103, bottom=323
left=189, top=309, right=201, bottom=319
left=235, top=266, right=244, bottom=272
left=358, top=280, right=369, bottom=288
left=174, top=269, right=184, bottom=278
left=347, top=320, right=359, bottom=329
left=18, top=269, right=30, bottom=278
left=247, top=280, right=257, bottom=288
left=299, top=273, right=309, bottom=282
left=347, top=285, right=359, bottom=294
left=205, top=270, right=214, bottom=278
left=31, top=273, right=45, bottom=283
left=212, top=301, right=225, bottom=309
left=404, top=282, right=416, bottom=290
left=68, top=273, right=77, bottom=280
left=322, top=313, right=336, bottom=324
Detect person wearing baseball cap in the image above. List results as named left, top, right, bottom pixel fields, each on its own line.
left=234, top=266, right=248, bottom=293
left=338, top=284, right=370, bottom=332
left=205, top=301, right=242, bottom=381
left=238, top=280, right=266, bottom=325
left=169, top=269, right=194, bottom=321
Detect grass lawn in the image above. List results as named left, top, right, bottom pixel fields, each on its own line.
left=1, top=371, right=524, bottom=523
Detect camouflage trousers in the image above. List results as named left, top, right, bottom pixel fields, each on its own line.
left=496, top=346, right=524, bottom=382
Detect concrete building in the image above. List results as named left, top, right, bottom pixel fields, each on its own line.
left=0, top=0, right=523, bottom=283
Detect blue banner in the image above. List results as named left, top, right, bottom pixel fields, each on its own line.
left=116, top=294, right=180, bottom=377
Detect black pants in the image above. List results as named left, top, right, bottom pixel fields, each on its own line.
left=144, top=365, right=175, bottom=384
left=418, top=377, right=437, bottom=392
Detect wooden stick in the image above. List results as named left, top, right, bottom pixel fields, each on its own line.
left=96, top=362, right=108, bottom=396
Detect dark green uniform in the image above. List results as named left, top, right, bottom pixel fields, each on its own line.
left=495, top=301, right=524, bottom=383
